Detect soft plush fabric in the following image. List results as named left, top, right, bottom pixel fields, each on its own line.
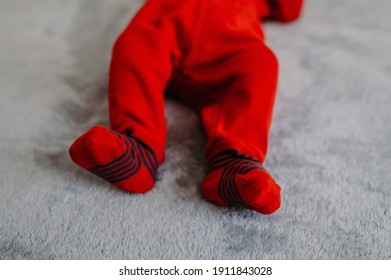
left=1, top=0, right=391, bottom=259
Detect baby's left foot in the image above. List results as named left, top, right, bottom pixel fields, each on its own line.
left=69, top=126, right=158, bottom=193
left=201, top=150, right=281, bottom=214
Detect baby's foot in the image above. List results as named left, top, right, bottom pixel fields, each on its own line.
left=69, top=126, right=158, bottom=193
left=201, top=150, right=281, bottom=214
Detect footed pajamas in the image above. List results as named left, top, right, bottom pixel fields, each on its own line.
left=69, top=0, right=303, bottom=214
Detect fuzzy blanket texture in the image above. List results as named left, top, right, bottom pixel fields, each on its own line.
left=1, top=0, right=390, bottom=259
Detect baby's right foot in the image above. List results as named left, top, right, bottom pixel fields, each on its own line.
left=201, top=149, right=281, bottom=214
left=69, top=126, right=158, bottom=193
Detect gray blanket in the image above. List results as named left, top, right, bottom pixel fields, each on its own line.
left=1, top=0, right=390, bottom=259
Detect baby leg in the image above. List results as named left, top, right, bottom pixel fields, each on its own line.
left=185, top=44, right=281, bottom=214
left=69, top=2, right=177, bottom=193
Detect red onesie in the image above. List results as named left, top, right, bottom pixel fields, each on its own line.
left=69, top=0, right=304, bottom=214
